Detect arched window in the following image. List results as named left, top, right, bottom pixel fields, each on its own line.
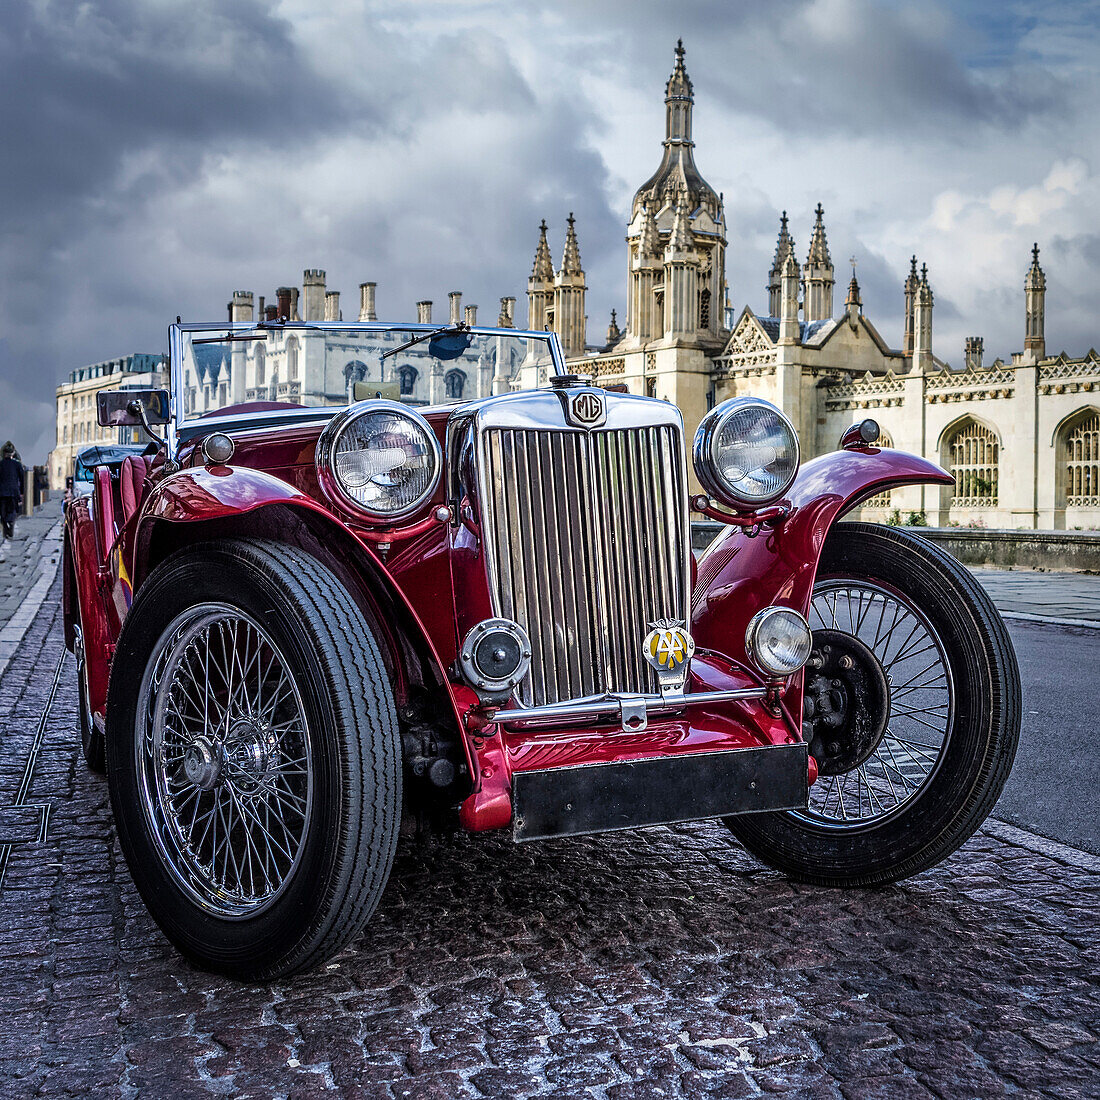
left=399, top=366, right=418, bottom=396
left=699, top=287, right=711, bottom=329
left=286, top=336, right=299, bottom=381
left=444, top=369, right=465, bottom=401
left=946, top=420, right=999, bottom=507
left=1063, top=410, right=1099, bottom=507
left=255, top=345, right=265, bottom=386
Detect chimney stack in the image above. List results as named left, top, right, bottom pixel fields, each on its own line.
left=358, top=282, right=377, bottom=322
left=325, top=291, right=340, bottom=322
left=965, top=336, right=984, bottom=370
left=264, top=304, right=278, bottom=322
left=498, top=296, right=515, bottom=327
left=449, top=291, right=462, bottom=325
left=276, top=286, right=292, bottom=322
left=230, top=291, right=254, bottom=323
left=464, top=304, right=478, bottom=327
left=417, top=300, right=432, bottom=324
left=302, top=269, right=326, bottom=322
left=290, top=287, right=300, bottom=321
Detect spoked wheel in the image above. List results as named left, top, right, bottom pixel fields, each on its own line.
left=73, top=620, right=105, bottom=774
left=725, top=522, right=1020, bottom=886
left=107, top=539, right=401, bottom=979
left=135, top=603, right=314, bottom=917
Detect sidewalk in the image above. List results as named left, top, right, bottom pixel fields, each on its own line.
left=0, top=499, right=63, bottom=678
left=970, top=567, right=1100, bottom=626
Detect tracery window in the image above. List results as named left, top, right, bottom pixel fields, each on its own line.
left=947, top=421, right=999, bottom=507
left=444, top=370, right=465, bottom=401
left=399, top=366, right=417, bottom=396
left=1064, top=411, right=1099, bottom=507
left=699, top=287, right=711, bottom=330
left=255, top=345, right=265, bottom=386
left=286, top=336, right=299, bottom=381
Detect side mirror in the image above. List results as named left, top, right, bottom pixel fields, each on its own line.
left=97, top=388, right=171, bottom=428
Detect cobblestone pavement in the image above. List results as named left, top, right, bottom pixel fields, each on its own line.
left=1, top=574, right=1098, bottom=1097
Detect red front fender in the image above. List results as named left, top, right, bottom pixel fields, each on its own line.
left=691, top=447, right=953, bottom=674
left=132, top=465, right=473, bottom=778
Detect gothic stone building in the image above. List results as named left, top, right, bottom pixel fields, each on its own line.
left=519, top=42, right=1099, bottom=530
left=184, top=276, right=523, bottom=417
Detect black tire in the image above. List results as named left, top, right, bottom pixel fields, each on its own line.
left=74, top=618, right=105, bottom=774
left=724, top=522, right=1020, bottom=886
left=106, top=538, right=401, bottom=980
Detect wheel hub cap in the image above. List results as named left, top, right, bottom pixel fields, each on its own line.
left=224, top=719, right=280, bottom=794
left=803, top=628, right=891, bottom=776
left=182, top=737, right=221, bottom=790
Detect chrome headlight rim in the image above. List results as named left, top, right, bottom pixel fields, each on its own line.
left=315, top=400, right=442, bottom=522
left=745, top=605, right=813, bottom=679
left=693, top=397, right=800, bottom=509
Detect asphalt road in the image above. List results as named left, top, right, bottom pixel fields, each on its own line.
left=994, top=617, right=1100, bottom=854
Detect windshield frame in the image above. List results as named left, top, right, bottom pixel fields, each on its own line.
left=166, top=320, right=566, bottom=458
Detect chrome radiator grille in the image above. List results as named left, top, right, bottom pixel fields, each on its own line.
left=479, top=424, right=689, bottom=707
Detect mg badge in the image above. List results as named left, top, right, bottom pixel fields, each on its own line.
left=643, top=619, right=695, bottom=694
left=568, top=390, right=605, bottom=428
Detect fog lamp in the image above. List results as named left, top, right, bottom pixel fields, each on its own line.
left=745, top=606, right=813, bottom=678
left=201, top=433, right=235, bottom=465
left=459, top=618, right=532, bottom=702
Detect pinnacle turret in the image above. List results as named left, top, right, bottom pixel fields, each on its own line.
left=1025, top=242, right=1046, bottom=357
left=665, top=38, right=693, bottom=101
left=638, top=205, right=661, bottom=260
left=807, top=203, right=832, bottom=267
left=768, top=211, right=797, bottom=315
left=666, top=189, right=693, bottom=256
left=531, top=219, right=554, bottom=281
left=560, top=213, right=583, bottom=276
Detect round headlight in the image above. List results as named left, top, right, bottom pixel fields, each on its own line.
left=316, top=401, right=441, bottom=520
left=745, top=606, right=813, bottom=678
left=693, top=397, right=799, bottom=508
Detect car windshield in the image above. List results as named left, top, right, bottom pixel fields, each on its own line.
left=174, top=323, right=559, bottom=424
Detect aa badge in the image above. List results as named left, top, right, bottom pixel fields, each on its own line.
left=643, top=619, right=695, bottom=694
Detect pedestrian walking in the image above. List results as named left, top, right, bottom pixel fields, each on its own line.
left=0, top=441, right=25, bottom=540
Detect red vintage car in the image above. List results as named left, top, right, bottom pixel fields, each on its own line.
left=65, top=320, right=1020, bottom=979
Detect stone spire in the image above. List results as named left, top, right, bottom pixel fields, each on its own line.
left=606, top=309, right=621, bottom=348
left=903, top=255, right=919, bottom=355
left=666, top=189, right=693, bottom=257
left=913, top=263, right=934, bottom=373
left=531, top=219, right=554, bottom=280
left=845, top=258, right=861, bottom=325
left=665, top=38, right=693, bottom=142
left=527, top=219, right=554, bottom=331
left=1024, top=242, right=1046, bottom=359
left=554, top=214, right=587, bottom=357
left=560, top=212, right=583, bottom=276
left=768, top=211, right=796, bottom=316
left=802, top=203, right=835, bottom=323
left=638, top=204, right=660, bottom=259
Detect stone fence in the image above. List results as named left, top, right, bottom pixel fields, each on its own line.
left=691, top=521, right=1100, bottom=572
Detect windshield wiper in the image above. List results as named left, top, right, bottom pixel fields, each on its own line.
left=381, top=323, right=469, bottom=360
left=192, top=331, right=270, bottom=345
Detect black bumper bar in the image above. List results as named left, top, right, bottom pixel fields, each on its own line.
left=512, top=743, right=808, bottom=842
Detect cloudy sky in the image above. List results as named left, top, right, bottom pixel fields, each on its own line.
left=2, top=0, right=1098, bottom=462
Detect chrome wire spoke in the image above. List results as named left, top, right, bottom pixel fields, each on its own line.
left=797, top=580, right=954, bottom=830
left=135, top=603, right=314, bottom=918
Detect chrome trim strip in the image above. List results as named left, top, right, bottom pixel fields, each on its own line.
left=496, top=687, right=769, bottom=727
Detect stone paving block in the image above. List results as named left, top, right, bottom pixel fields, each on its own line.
left=1, top=549, right=1099, bottom=1099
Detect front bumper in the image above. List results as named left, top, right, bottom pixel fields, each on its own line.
left=512, top=742, right=808, bottom=841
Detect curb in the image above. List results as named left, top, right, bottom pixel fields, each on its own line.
left=984, top=818, right=1100, bottom=872
left=999, top=610, right=1100, bottom=630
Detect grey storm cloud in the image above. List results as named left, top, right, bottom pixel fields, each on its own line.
left=2, top=0, right=1098, bottom=462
